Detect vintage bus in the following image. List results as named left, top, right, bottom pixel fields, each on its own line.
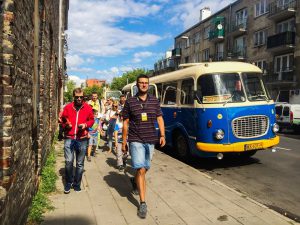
left=122, top=62, right=280, bottom=159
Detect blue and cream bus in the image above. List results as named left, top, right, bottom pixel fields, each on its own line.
left=123, top=62, right=280, bottom=159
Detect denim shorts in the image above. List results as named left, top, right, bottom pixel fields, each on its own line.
left=129, top=142, right=154, bottom=170
left=89, top=135, right=98, bottom=146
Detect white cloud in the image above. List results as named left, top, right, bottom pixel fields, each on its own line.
left=68, top=75, right=86, bottom=87
left=66, top=54, right=84, bottom=67
left=68, top=0, right=162, bottom=57
left=132, top=51, right=153, bottom=63
left=168, top=0, right=236, bottom=29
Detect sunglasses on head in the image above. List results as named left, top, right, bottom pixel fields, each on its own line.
left=74, top=96, right=84, bottom=99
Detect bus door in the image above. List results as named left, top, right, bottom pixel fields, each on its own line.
left=177, top=79, right=198, bottom=138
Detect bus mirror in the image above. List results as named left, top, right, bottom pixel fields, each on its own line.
left=194, top=91, right=202, bottom=104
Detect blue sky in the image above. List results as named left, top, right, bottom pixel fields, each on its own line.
left=67, top=0, right=235, bottom=86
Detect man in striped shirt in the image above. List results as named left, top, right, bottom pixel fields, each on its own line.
left=122, top=74, right=165, bottom=219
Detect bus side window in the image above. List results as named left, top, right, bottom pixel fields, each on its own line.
left=156, top=83, right=163, bottom=102
left=162, top=83, right=177, bottom=105
left=181, top=79, right=194, bottom=105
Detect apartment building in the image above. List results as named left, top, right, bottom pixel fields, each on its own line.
left=154, top=0, right=300, bottom=101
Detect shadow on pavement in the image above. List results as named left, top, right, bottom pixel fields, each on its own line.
left=103, top=171, right=139, bottom=208
left=160, top=147, right=261, bottom=171
left=42, top=216, right=95, bottom=225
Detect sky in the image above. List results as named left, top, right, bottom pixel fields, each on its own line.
left=67, top=0, right=235, bottom=86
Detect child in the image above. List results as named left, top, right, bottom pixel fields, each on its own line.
left=87, top=109, right=101, bottom=162
left=114, top=116, right=128, bottom=171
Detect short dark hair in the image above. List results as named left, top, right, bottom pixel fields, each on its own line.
left=92, top=92, right=98, bottom=95
left=136, top=74, right=149, bottom=83
left=120, top=94, right=125, bottom=98
left=73, top=88, right=84, bottom=96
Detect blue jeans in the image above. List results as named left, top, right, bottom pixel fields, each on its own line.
left=129, top=142, right=154, bottom=170
left=64, top=138, right=88, bottom=188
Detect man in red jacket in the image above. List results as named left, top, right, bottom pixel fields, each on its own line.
left=61, top=88, right=94, bottom=193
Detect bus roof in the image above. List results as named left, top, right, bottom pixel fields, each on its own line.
left=122, top=62, right=262, bottom=91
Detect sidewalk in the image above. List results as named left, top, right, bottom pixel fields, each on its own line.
left=41, top=141, right=298, bottom=225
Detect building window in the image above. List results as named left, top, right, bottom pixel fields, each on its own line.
left=254, top=60, right=267, bottom=73
left=235, top=8, right=247, bottom=25
left=196, top=52, right=201, bottom=62
left=204, top=26, right=210, bottom=39
left=184, top=56, right=189, bottom=63
left=254, top=29, right=266, bottom=46
left=203, top=48, right=210, bottom=61
left=274, top=53, right=294, bottom=73
left=195, top=32, right=200, bottom=43
left=215, top=42, right=224, bottom=61
left=276, top=18, right=295, bottom=33
left=255, top=0, right=268, bottom=17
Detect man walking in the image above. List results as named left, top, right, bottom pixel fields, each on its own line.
left=122, top=74, right=165, bottom=218
left=61, top=88, right=94, bottom=193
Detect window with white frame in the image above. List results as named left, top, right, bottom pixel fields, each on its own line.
left=254, top=29, right=266, bottom=46
left=254, top=60, right=267, bottom=73
left=276, top=18, right=295, bottom=33
left=203, top=48, right=210, bottom=61
left=255, top=0, right=268, bottom=17
left=216, top=42, right=224, bottom=60
left=274, top=54, right=294, bottom=73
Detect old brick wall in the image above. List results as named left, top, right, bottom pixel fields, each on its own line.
left=0, top=1, right=63, bottom=224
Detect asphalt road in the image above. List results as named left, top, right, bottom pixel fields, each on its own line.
left=163, top=131, right=300, bottom=222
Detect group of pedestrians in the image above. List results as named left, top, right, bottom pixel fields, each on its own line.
left=59, top=74, right=165, bottom=219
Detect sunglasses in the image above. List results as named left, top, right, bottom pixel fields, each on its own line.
left=74, top=96, right=84, bottom=99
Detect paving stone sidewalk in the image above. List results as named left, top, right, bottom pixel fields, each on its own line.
left=41, top=141, right=298, bottom=225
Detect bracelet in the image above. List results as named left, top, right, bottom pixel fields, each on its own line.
left=160, top=135, right=165, bottom=138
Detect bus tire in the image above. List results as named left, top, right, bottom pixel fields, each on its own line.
left=174, top=133, right=190, bottom=160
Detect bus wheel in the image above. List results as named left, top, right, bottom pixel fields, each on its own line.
left=241, top=150, right=257, bottom=158
left=174, top=133, right=190, bottom=160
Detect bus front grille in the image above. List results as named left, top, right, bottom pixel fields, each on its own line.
left=232, top=115, right=269, bottom=139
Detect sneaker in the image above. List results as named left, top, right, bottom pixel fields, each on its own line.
left=137, top=202, right=147, bottom=219
left=118, top=165, right=124, bottom=172
left=64, top=183, right=72, bottom=194
left=130, top=177, right=139, bottom=195
left=73, top=186, right=82, bottom=193
left=87, top=156, right=91, bottom=162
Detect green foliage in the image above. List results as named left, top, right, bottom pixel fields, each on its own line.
left=64, top=80, right=76, bottom=103
left=27, top=147, right=57, bottom=224
left=83, top=85, right=104, bottom=99
left=110, top=68, right=150, bottom=91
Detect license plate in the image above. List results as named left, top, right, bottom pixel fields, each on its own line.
left=244, top=143, right=263, bottom=151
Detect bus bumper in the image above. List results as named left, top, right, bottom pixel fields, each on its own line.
left=196, top=136, right=280, bottom=152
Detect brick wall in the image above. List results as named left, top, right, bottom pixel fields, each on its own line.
left=0, top=1, right=66, bottom=224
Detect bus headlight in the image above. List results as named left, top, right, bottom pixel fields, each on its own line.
left=214, top=129, right=224, bottom=140
left=272, top=123, right=279, bottom=133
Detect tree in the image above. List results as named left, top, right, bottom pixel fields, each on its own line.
left=64, top=80, right=76, bottom=103
left=110, top=68, right=150, bottom=91
left=83, top=85, right=104, bottom=99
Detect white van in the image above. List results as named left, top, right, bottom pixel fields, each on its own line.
left=275, top=103, right=300, bottom=132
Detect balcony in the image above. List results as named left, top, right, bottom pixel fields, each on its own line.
left=267, top=31, right=295, bottom=52
left=209, top=29, right=224, bottom=42
left=268, top=0, right=298, bottom=21
left=154, top=58, right=174, bottom=73
left=264, top=69, right=296, bottom=84
left=172, top=48, right=181, bottom=58
left=229, top=19, right=247, bottom=36
left=228, top=47, right=247, bottom=60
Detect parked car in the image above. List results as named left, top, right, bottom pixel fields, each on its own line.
left=275, top=102, right=300, bottom=133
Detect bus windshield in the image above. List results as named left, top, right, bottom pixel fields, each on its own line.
left=197, top=73, right=246, bottom=103
left=241, top=73, right=269, bottom=101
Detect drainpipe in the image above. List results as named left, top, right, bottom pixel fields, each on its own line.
left=58, top=0, right=64, bottom=109
left=33, top=0, right=39, bottom=170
